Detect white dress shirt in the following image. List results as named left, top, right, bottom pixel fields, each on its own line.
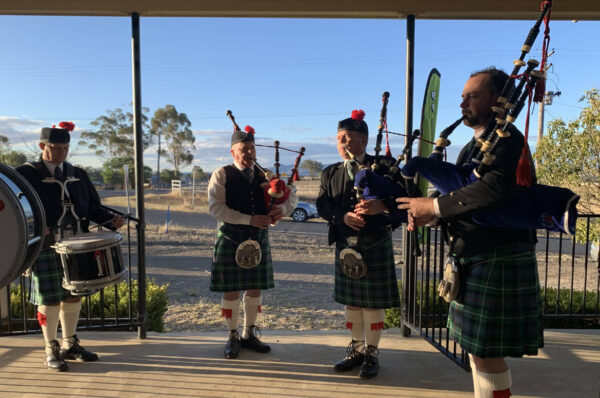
left=208, top=161, right=298, bottom=225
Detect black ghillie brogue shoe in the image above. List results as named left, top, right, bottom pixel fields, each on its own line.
left=333, top=340, right=365, bottom=372
left=224, top=329, right=241, bottom=359
left=358, top=345, right=379, bottom=379
left=60, top=335, right=99, bottom=362
left=45, top=340, right=69, bottom=372
left=240, top=325, right=271, bottom=353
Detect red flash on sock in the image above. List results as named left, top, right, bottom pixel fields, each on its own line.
left=37, top=311, right=47, bottom=326
left=345, top=322, right=353, bottom=330
left=257, top=305, right=262, bottom=313
left=221, top=308, right=233, bottom=319
left=493, top=388, right=512, bottom=398
left=370, top=321, right=384, bottom=331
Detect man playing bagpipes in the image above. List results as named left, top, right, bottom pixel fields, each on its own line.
left=316, top=110, right=406, bottom=379
left=208, top=116, right=298, bottom=359
left=397, top=68, right=544, bottom=397
left=16, top=124, right=124, bottom=371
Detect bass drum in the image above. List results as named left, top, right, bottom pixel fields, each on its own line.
left=0, top=163, right=46, bottom=289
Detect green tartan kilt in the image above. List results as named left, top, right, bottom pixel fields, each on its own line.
left=333, top=234, right=400, bottom=309
left=447, top=246, right=544, bottom=358
left=210, top=222, right=274, bottom=292
left=29, top=248, right=74, bottom=305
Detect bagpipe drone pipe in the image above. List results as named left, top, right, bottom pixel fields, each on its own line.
left=400, top=117, right=580, bottom=235
left=226, top=110, right=305, bottom=210
left=398, top=0, right=580, bottom=235
left=349, top=92, right=413, bottom=227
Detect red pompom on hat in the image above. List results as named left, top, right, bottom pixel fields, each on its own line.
left=244, top=125, right=255, bottom=135
left=58, top=121, right=75, bottom=132
left=351, top=109, right=365, bottom=121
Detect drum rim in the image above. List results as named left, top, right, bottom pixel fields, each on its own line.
left=0, top=176, right=28, bottom=288
left=54, top=231, right=123, bottom=253
left=62, top=270, right=128, bottom=294
left=0, top=163, right=47, bottom=279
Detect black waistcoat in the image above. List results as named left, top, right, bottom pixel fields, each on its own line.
left=224, top=165, right=269, bottom=216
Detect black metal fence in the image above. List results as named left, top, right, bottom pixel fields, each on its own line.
left=402, top=214, right=600, bottom=370
left=0, top=211, right=143, bottom=336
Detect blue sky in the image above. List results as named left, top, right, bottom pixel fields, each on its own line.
left=0, top=15, right=598, bottom=173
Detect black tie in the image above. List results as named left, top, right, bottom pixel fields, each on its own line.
left=54, top=166, right=65, bottom=181
left=242, top=168, right=253, bottom=182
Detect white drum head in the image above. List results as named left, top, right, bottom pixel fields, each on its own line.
left=54, top=231, right=123, bottom=253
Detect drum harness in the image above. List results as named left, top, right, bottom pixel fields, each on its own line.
left=26, top=163, right=117, bottom=290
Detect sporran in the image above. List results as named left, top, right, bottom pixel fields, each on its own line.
left=437, top=256, right=465, bottom=303
left=235, top=239, right=262, bottom=269
left=339, top=237, right=367, bottom=279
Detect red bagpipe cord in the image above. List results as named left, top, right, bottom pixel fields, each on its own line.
left=384, top=120, right=392, bottom=157
left=370, top=321, right=384, bottom=331
left=221, top=308, right=233, bottom=319
left=521, top=0, right=552, bottom=186
left=37, top=311, right=47, bottom=326
left=345, top=322, right=353, bottom=330
left=516, top=83, right=534, bottom=187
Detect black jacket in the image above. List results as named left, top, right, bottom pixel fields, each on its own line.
left=316, top=154, right=405, bottom=246
left=436, top=125, right=537, bottom=256
left=16, top=159, right=114, bottom=247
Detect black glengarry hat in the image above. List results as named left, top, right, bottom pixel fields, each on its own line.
left=337, top=109, right=368, bottom=136
left=40, top=121, right=74, bottom=143
left=231, top=125, right=256, bottom=147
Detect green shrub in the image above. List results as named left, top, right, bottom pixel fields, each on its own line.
left=385, top=281, right=450, bottom=329
left=542, top=286, right=598, bottom=314
left=9, top=283, right=35, bottom=318
left=386, top=281, right=600, bottom=329
left=9, top=278, right=168, bottom=333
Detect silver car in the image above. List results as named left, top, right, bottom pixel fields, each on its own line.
left=291, top=202, right=319, bottom=222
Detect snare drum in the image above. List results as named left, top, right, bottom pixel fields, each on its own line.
left=53, top=230, right=127, bottom=295
left=0, top=163, right=46, bottom=289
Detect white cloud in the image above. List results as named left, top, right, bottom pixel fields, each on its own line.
left=0, top=116, right=45, bottom=145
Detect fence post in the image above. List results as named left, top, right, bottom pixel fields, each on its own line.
left=171, top=180, right=182, bottom=196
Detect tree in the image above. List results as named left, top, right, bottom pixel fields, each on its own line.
left=1, top=151, right=28, bottom=167
left=80, top=108, right=150, bottom=159
left=160, top=169, right=183, bottom=184
left=300, top=159, right=323, bottom=178
left=0, top=134, right=29, bottom=167
left=102, top=156, right=152, bottom=188
left=535, top=88, right=600, bottom=242
left=0, top=134, right=9, bottom=155
left=150, top=105, right=195, bottom=179
left=80, top=166, right=104, bottom=183
left=192, top=165, right=206, bottom=181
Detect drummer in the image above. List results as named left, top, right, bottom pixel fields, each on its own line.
left=16, top=124, right=124, bottom=372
